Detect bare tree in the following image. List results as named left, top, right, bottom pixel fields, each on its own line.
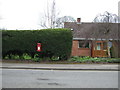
left=56, top=16, right=76, bottom=28
left=93, top=11, right=119, bottom=57
left=40, top=1, right=76, bottom=29
left=40, top=0, right=59, bottom=29
left=94, top=11, right=118, bottom=23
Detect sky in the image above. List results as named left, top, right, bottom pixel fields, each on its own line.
left=0, top=0, right=119, bottom=30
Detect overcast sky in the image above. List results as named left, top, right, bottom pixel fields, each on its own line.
left=0, top=0, right=119, bottom=30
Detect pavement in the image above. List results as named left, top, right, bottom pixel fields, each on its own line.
left=0, top=62, right=119, bottom=71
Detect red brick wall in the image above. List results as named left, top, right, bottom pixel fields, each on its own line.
left=77, top=48, right=91, bottom=56
left=71, top=40, right=91, bottom=56
left=71, top=40, right=78, bottom=56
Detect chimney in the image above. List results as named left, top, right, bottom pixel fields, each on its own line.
left=77, top=18, right=81, bottom=24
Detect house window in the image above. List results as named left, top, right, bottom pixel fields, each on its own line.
left=96, top=43, right=101, bottom=50
left=79, top=40, right=89, bottom=48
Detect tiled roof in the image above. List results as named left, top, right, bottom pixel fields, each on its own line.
left=64, top=22, right=120, bottom=40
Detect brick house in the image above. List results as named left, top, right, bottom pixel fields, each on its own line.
left=64, top=18, right=120, bottom=58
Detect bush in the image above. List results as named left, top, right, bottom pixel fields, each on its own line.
left=21, top=53, right=32, bottom=60
left=2, top=29, right=72, bottom=60
left=4, top=55, right=9, bottom=59
left=10, top=54, right=20, bottom=60
left=69, top=56, right=120, bottom=63
left=32, top=54, right=41, bottom=62
left=51, top=56, right=60, bottom=61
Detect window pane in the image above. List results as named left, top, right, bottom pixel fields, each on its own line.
left=96, top=43, right=101, bottom=50
left=79, top=40, right=89, bottom=48
left=85, top=42, right=89, bottom=48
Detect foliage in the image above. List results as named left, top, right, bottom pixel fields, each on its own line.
left=69, top=56, right=120, bottom=63
left=10, top=54, right=20, bottom=60
left=21, top=53, right=32, bottom=60
left=51, top=56, right=59, bottom=61
left=4, top=54, right=20, bottom=60
left=3, top=54, right=120, bottom=63
left=32, top=54, right=41, bottom=62
left=4, top=55, right=9, bottom=59
left=2, top=28, right=72, bottom=60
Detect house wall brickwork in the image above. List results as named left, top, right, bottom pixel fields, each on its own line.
left=71, top=40, right=91, bottom=56
left=71, top=40, right=78, bottom=56
left=77, top=48, right=91, bottom=56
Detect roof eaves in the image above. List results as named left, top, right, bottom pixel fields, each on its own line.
left=73, top=38, right=119, bottom=40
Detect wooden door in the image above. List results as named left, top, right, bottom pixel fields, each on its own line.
left=92, top=41, right=108, bottom=57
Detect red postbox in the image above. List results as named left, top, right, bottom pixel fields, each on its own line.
left=37, top=43, right=41, bottom=52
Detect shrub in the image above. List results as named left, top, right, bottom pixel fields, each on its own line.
left=51, top=56, right=60, bottom=61
left=21, top=53, right=32, bottom=60
left=2, top=29, right=72, bottom=60
left=32, top=54, right=41, bottom=62
left=10, top=54, right=20, bottom=60
left=4, top=55, right=9, bottom=59
left=69, top=56, right=120, bottom=63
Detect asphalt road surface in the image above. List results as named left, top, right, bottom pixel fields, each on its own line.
left=2, top=69, right=118, bottom=88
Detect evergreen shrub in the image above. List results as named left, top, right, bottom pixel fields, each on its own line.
left=2, top=29, right=72, bottom=60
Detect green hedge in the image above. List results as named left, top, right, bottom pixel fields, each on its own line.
left=2, top=29, right=72, bottom=60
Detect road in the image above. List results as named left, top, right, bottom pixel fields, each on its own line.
left=2, top=69, right=118, bottom=88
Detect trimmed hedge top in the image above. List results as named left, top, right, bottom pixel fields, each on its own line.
left=2, top=28, right=72, bottom=60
